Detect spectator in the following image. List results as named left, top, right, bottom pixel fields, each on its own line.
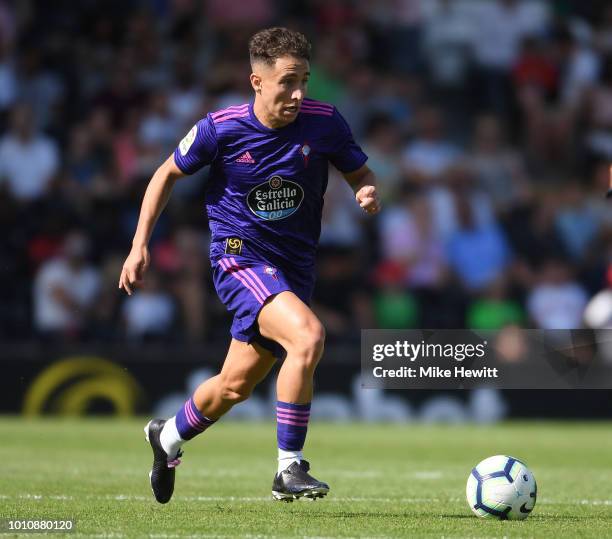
left=378, top=186, right=447, bottom=289
left=555, top=182, right=601, bottom=261
left=527, top=257, right=588, bottom=329
left=468, top=114, right=529, bottom=209
left=595, top=5, right=612, bottom=54
left=466, top=277, right=524, bottom=330
left=512, top=36, right=561, bottom=162
left=371, top=260, right=419, bottom=329
left=94, top=65, right=145, bottom=129
left=422, top=0, right=474, bottom=91
left=139, top=90, right=182, bottom=157
left=320, top=169, right=364, bottom=248
left=402, top=105, right=462, bottom=183
left=33, top=231, right=101, bottom=339
left=471, top=0, right=548, bottom=73
left=446, top=193, right=512, bottom=292
left=471, top=0, right=550, bottom=115
left=378, top=186, right=460, bottom=327
left=512, top=36, right=558, bottom=101
left=553, top=23, right=599, bottom=109
left=0, top=103, right=59, bottom=202
left=168, top=59, right=205, bottom=126
left=122, top=270, right=176, bottom=341
left=15, top=47, right=65, bottom=129
left=582, top=55, right=612, bottom=160
left=311, top=247, right=373, bottom=339
left=502, top=193, right=568, bottom=276
left=361, top=114, right=402, bottom=204
left=153, top=227, right=210, bottom=342
left=0, top=42, right=16, bottom=111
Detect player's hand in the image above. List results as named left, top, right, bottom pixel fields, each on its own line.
left=118, top=245, right=150, bottom=295
left=355, top=185, right=381, bottom=215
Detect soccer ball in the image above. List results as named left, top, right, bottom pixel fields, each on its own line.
left=466, top=455, right=537, bottom=520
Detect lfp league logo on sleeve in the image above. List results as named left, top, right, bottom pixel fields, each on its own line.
left=179, top=124, right=197, bottom=156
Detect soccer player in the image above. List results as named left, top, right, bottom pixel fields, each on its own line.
left=118, top=27, right=380, bottom=503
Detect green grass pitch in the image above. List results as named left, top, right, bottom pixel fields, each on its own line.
left=1, top=418, right=611, bottom=538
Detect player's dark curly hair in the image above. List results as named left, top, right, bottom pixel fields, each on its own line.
left=249, top=27, right=311, bottom=66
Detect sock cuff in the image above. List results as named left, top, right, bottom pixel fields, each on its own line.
left=278, top=448, right=303, bottom=461
left=276, top=400, right=311, bottom=412
left=276, top=401, right=311, bottom=452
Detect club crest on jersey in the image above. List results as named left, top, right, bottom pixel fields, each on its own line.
left=247, top=175, right=304, bottom=221
left=300, top=143, right=311, bottom=167
left=264, top=266, right=278, bottom=280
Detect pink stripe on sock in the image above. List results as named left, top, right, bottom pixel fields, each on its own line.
left=184, top=402, right=203, bottom=430
left=276, top=410, right=310, bottom=419
left=184, top=402, right=205, bottom=430
left=187, top=401, right=212, bottom=429
left=277, top=410, right=311, bottom=418
left=277, top=418, right=309, bottom=427
left=277, top=407, right=310, bottom=416
left=277, top=413, right=310, bottom=422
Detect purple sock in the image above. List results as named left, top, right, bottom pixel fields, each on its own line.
left=276, top=401, right=311, bottom=451
left=175, top=398, right=216, bottom=440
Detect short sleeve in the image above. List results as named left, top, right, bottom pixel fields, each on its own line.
left=173, top=116, right=218, bottom=175
left=327, top=108, right=368, bottom=173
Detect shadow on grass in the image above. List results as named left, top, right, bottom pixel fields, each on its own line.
left=528, top=514, right=612, bottom=522
left=217, top=507, right=416, bottom=519
left=437, top=513, right=612, bottom=522
left=211, top=505, right=612, bottom=523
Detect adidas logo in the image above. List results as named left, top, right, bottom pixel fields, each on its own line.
left=236, top=151, right=255, bottom=164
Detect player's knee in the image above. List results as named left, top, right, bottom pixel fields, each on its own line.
left=288, top=318, right=325, bottom=369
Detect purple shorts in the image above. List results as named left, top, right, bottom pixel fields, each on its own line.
left=212, top=253, right=315, bottom=358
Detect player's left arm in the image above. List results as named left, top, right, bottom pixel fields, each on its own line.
left=343, top=164, right=381, bottom=215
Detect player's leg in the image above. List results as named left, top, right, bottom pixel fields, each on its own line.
left=259, top=291, right=324, bottom=403
left=159, top=339, right=276, bottom=454
left=257, top=291, right=329, bottom=501
left=145, top=339, right=276, bottom=503
left=192, top=338, right=277, bottom=418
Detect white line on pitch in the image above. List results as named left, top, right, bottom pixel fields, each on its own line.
left=6, top=493, right=612, bottom=506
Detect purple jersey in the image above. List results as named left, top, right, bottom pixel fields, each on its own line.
left=173, top=98, right=367, bottom=270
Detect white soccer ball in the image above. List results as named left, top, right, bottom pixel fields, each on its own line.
left=466, top=455, right=537, bottom=520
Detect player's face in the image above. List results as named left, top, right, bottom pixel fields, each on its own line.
left=251, top=56, right=310, bottom=127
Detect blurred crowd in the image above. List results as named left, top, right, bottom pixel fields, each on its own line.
left=1, top=0, right=611, bottom=344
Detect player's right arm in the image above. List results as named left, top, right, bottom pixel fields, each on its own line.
left=118, top=116, right=219, bottom=295
left=118, top=155, right=185, bottom=295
